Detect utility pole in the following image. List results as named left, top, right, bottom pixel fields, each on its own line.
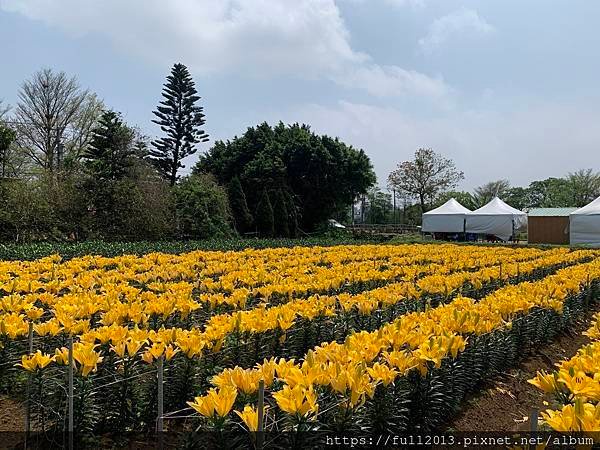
left=392, top=189, right=397, bottom=224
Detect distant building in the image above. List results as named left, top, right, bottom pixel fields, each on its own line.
left=528, top=208, right=577, bottom=245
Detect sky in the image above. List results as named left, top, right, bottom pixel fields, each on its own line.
left=0, top=0, right=599, bottom=191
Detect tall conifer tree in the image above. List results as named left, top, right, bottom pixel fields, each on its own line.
left=150, top=63, right=209, bottom=186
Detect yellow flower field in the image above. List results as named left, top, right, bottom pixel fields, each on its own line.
left=1, top=243, right=599, bottom=440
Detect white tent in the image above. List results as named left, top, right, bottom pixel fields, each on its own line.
left=570, top=196, right=600, bottom=246
left=465, top=197, right=527, bottom=241
left=422, top=198, right=471, bottom=233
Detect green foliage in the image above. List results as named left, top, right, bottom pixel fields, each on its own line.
left=254, top=189, right=275, bottom=237
left=228, top=176, right=253, bottom=233
left=195, top=122, right=376, bottom=231
left=473, top=172, right=600, bottom=210
left=82, top=110, right=139, bottom=180
left=272, top=188, right=290, bottom=237
left=568, top=169, right=600, bottom=206
left=0, top=237, right=382, bottom=261
left=150, top=63, right=209, bottom=186
left=0, top=122, right=17, bottom=178
left=363, top=187, right=393, bottom=224
left=174, top=174, right=233, bottom=239
left=526, top=177, right=574, bottom=208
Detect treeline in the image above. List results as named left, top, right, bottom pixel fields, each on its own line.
left=0, top=65, right=376, bottom=242
left=360, top=148, right=600, bottom=225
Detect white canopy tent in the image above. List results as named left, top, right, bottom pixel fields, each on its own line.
left=465, top=197, right=527, bottom=241
left=422, top=198, right=471, bottom=233
left=570, top=196, right=600, bottom=246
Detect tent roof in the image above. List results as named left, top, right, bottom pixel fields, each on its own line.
left=529, top=207, right=577, bottom=217
left=571, top=196, right=600, bottom=216
left=469, top=197, right=525, bottom=216
left=423, top=198, right=471, bottom=215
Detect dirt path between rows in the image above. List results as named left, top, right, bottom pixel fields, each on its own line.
left=446, top=305, right=600, bottom=432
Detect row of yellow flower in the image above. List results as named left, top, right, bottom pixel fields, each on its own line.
left=186, top=257, right=600, bottom=431
left=0, top=246, right=560, bottom=344
left=0, top=245, right=547, bottom=326
left=0, top=244, right=473, bottom=298
left=529, top=311, right=600, bottom=432
left=3, top=248, right=583, bottom=371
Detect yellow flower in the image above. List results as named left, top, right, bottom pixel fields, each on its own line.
left=210, top=386, right=238, bottom=417
left=528, top=370, right=558, bottom=394
left=33, top=319, right=62, bottom=337
left=73, top=343, right=103, bottom=377
left=557, top=370, right=600, bottom=401
left=54, top=347, right=70, bottom=365
left=17, top=351, right=55, bottom=371
left=272, top=385, right=318, bottom=417
left=367, top=363, right=398, bottom=387
left=25, top=307, right=44, bottom=321
left=18, top=354, right=39, bottom=372
left=187, top=394, right=215, bottom=418
left=141, top=351, right=154, bottom=364
left=234, top=405, right=260, bottom=432
left=164, top=344, right=179, bottom=361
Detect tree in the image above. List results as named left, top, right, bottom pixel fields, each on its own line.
left=14, top=68, right=102, bottom=174
left=83, top=110, right=138, bottom=180
left=504, top=186, right=529, bottom=210
left=195, top=122, right=376, bottom=231
left=568, top=169, right=600, bottom=206
left=364, top=187, right=393, bottom=224
left=255, top=189, right=274, bottom=237
left=228, top=176, right=253, bottom=233
left=150, top=63, right=209, bottom=186
left=0, top=99, right=9, bottom=119
left=388, top=148, right=464, bottom=213
left=526, top=177, right=574, bottom=208
left=64, top=93, right=105, bottom=165
left=473, top=179, right=511, bottom=207
left=174, top=174, right=232, bottom=238
left=272, top=188, right=290, bottom=237
left=0, top=123, right=17, bottom=178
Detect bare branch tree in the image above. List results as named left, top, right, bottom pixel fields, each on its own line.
left=388, top=148, right=464, bottom=213
left=14, top=68, right=102, bottom=174
left=64, top=92, right=105, bottom=164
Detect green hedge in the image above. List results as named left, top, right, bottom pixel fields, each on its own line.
left=0, top=236, right=392, bottom=261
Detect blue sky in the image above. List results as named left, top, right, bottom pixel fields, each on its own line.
left=1, top=0, right=599, bottom=190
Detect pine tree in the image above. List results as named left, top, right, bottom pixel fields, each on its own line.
left=83, top=110, right=136, bottom=180
left=228, top=176, right=253, bottom=233
left=272, top=188, right=290, bottom=237
left=255, top=189, right=274, bottom=237
left=150, top=63, right=209, bottom=186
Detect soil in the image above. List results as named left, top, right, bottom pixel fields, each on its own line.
left=446, top=306, right=600, bottom=432
left=0, top=396, right=26, bottom=432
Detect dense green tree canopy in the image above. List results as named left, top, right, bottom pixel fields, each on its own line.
left=194, top=122, right=376, bottom=233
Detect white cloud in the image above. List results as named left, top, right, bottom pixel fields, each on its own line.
left=384, top=0, right=425, bottom=8
left=332, top=64, right=450, bottom=100
left=284, top=101, right=600, bottom=190
left=0, top=0, right=449, bottom=101
left=419, top=8, right=495, bottom=53
left=0, top=0, right=363, bottom=76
